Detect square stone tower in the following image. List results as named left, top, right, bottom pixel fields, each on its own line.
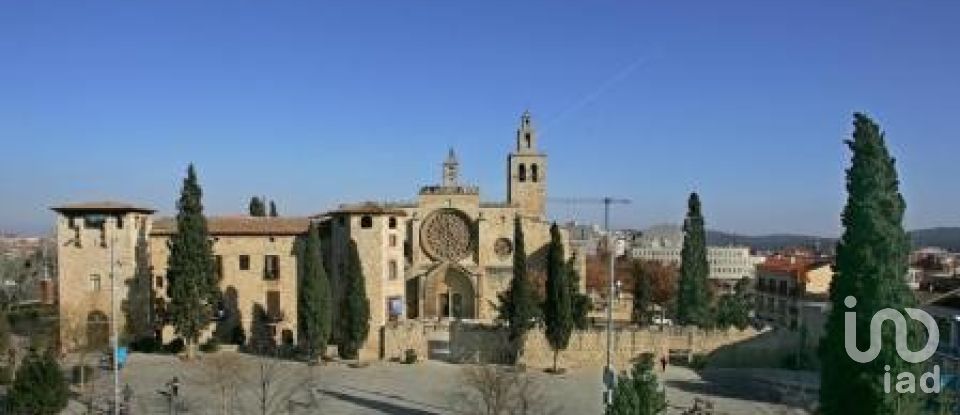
left=51, top=201, right=155, bottom=352
left=507, top=111, right=547, bottom=217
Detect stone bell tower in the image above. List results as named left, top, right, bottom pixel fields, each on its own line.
left=507, top=111, right=547, bottom=217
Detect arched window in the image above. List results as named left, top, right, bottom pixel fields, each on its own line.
left=525, top=133, right=532, bottom=149
left=518, top=164, right=527, bottom=182
left=531, top=164, right=539, bottom=182
left=360, top=215, right=373, bottom=228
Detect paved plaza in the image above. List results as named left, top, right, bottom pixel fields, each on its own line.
left=65, top=352, right=814, bottom=415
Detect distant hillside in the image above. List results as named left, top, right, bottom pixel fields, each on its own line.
left=909, top=227, right=960, bottom=252
left=706, top=231, right=837, bottom=253
left=705, top=227, right=960, bottom=253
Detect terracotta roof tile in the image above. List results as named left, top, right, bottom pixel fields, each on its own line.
left=151, top=216, right=310, bottom=236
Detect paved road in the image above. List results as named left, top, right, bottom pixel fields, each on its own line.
left=68, top=352, right=810, bottom=414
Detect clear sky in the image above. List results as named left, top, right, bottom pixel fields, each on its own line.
left=1, top=1, right=958, bottom=236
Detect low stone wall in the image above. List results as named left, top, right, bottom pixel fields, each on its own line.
left=381, top=321, right=449, bottom=362
left=381, top=320, right=761, bottom=370
left=519, top=327, right=760, bottom=370
left=449, top=322, right=511, bottom=364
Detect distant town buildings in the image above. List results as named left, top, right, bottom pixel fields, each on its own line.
left=754, top=254, right=834, bottom=334
left=629, top=224, right=764, bottom=291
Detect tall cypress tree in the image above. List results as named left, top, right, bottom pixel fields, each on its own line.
left=632, top=261, right=653, bottom=326
left=497, top=215, right=540, bottom=362
left=820, top=113, right=918, bottom=414
left=299, top=223, right=332, bottom=362
left=567, top=257, right=591, bottom=330
left=166, top=164, right=218, bottom=359
left=676, top=192, right=710, bottom=327
left=543, top=222, right=573, bottom=373
left=338, top=240, right=370, bottom=360
left=249, top=196, right=266, bottom=216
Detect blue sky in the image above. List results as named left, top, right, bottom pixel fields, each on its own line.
left=1, top=1, right=958, bottom=236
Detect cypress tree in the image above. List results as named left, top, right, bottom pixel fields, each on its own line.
left=299, top=223, right=332, bottom=361
left=543, top=222, right=573, bottom=373
left=566, top=257, right=591, bottom=330
left=496, top=215, right=540, bottom=362
left=338, top=240, right=370, bottom=360
left=6, top=350, right=69, bottom=415
left=249, top=196, right=266, bottom=216
left=632, top=261, right=653, bottom=326
left=166, top=164, right=218, bottom=359
left=820, top=113, right=918, bottom=414
left=269, top=200, right=278, bottom=217
left=676, top=192, right=711, bottom=327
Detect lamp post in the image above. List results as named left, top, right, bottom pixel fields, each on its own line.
left=110, top=234, right=120, bottom=415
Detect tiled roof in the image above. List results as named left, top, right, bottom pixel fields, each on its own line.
left=758, top=256, right=832, bottom=282
left=51, top=201, right=155, bottom=214
left=151, top=216, right=310, bottom=236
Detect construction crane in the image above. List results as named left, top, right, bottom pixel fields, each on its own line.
left=547, top=196, right=631, bottom=408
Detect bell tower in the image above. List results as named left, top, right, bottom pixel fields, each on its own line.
left=443, top=148, right=459, bottom=187
left=507, top=111, right=547, bottom=217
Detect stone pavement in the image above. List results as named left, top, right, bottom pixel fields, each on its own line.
left=67, top=352, right=811, bottom=414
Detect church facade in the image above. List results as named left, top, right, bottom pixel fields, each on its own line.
left=51, top=112, right=583, bottom=357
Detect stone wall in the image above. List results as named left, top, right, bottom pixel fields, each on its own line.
left=383, top=320, right=761, bottom=370
left=518, top=327, right=760, bottom=370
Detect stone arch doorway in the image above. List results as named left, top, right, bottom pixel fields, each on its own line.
left=424, top=265, right=476, bottom=319
left=86, top=310, right=110, bottom=350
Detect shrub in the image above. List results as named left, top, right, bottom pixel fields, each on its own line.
left=163, top=338, right=185, bottom=354
left=129, top=337, right=162, bottom=353
left=7, top=350, right=69, bottom=415
left=230, top=325, right=246, bottom=346
left=200, top=339, right=220, bottom=353
left=688, top=353, right=709, bottom=371
left=403, top=349, right=418, bottom=364
left=0, top=365, right=12, bottom=385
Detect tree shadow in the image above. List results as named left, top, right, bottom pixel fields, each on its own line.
left=317, top=387, right=441, bottom=415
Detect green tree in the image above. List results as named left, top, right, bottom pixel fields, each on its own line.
left=543, top=223, right=573, bottom=373
left=607, top=353, right=667, bottom=415
left=566, top=257, right=591, bottom=330
left=338, top=240, right=370, bottom=360
left=496, top=216, right=540, bottom=363
left=166, top=164, right=219, bottom=359
left=820, top=113, right=919, bottom=415
left=249, top=196, right=266, bottom=216
left=0, top=310, right=9, bottom=355
left=714, top=277, right=751, bottom=330
left=632, top=261, right=653, bottom=326
left=676, top=193, right=711, bottom=327
left=6, top=350, right=69, bottom=415
left=299, top=223, right=332, bottom=361
left=269, top=200, right=278, bottom=217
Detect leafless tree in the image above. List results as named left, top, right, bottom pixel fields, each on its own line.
left=453, top=364, right=557, bottom=415
left=199, top=352, right=245, bottom=415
